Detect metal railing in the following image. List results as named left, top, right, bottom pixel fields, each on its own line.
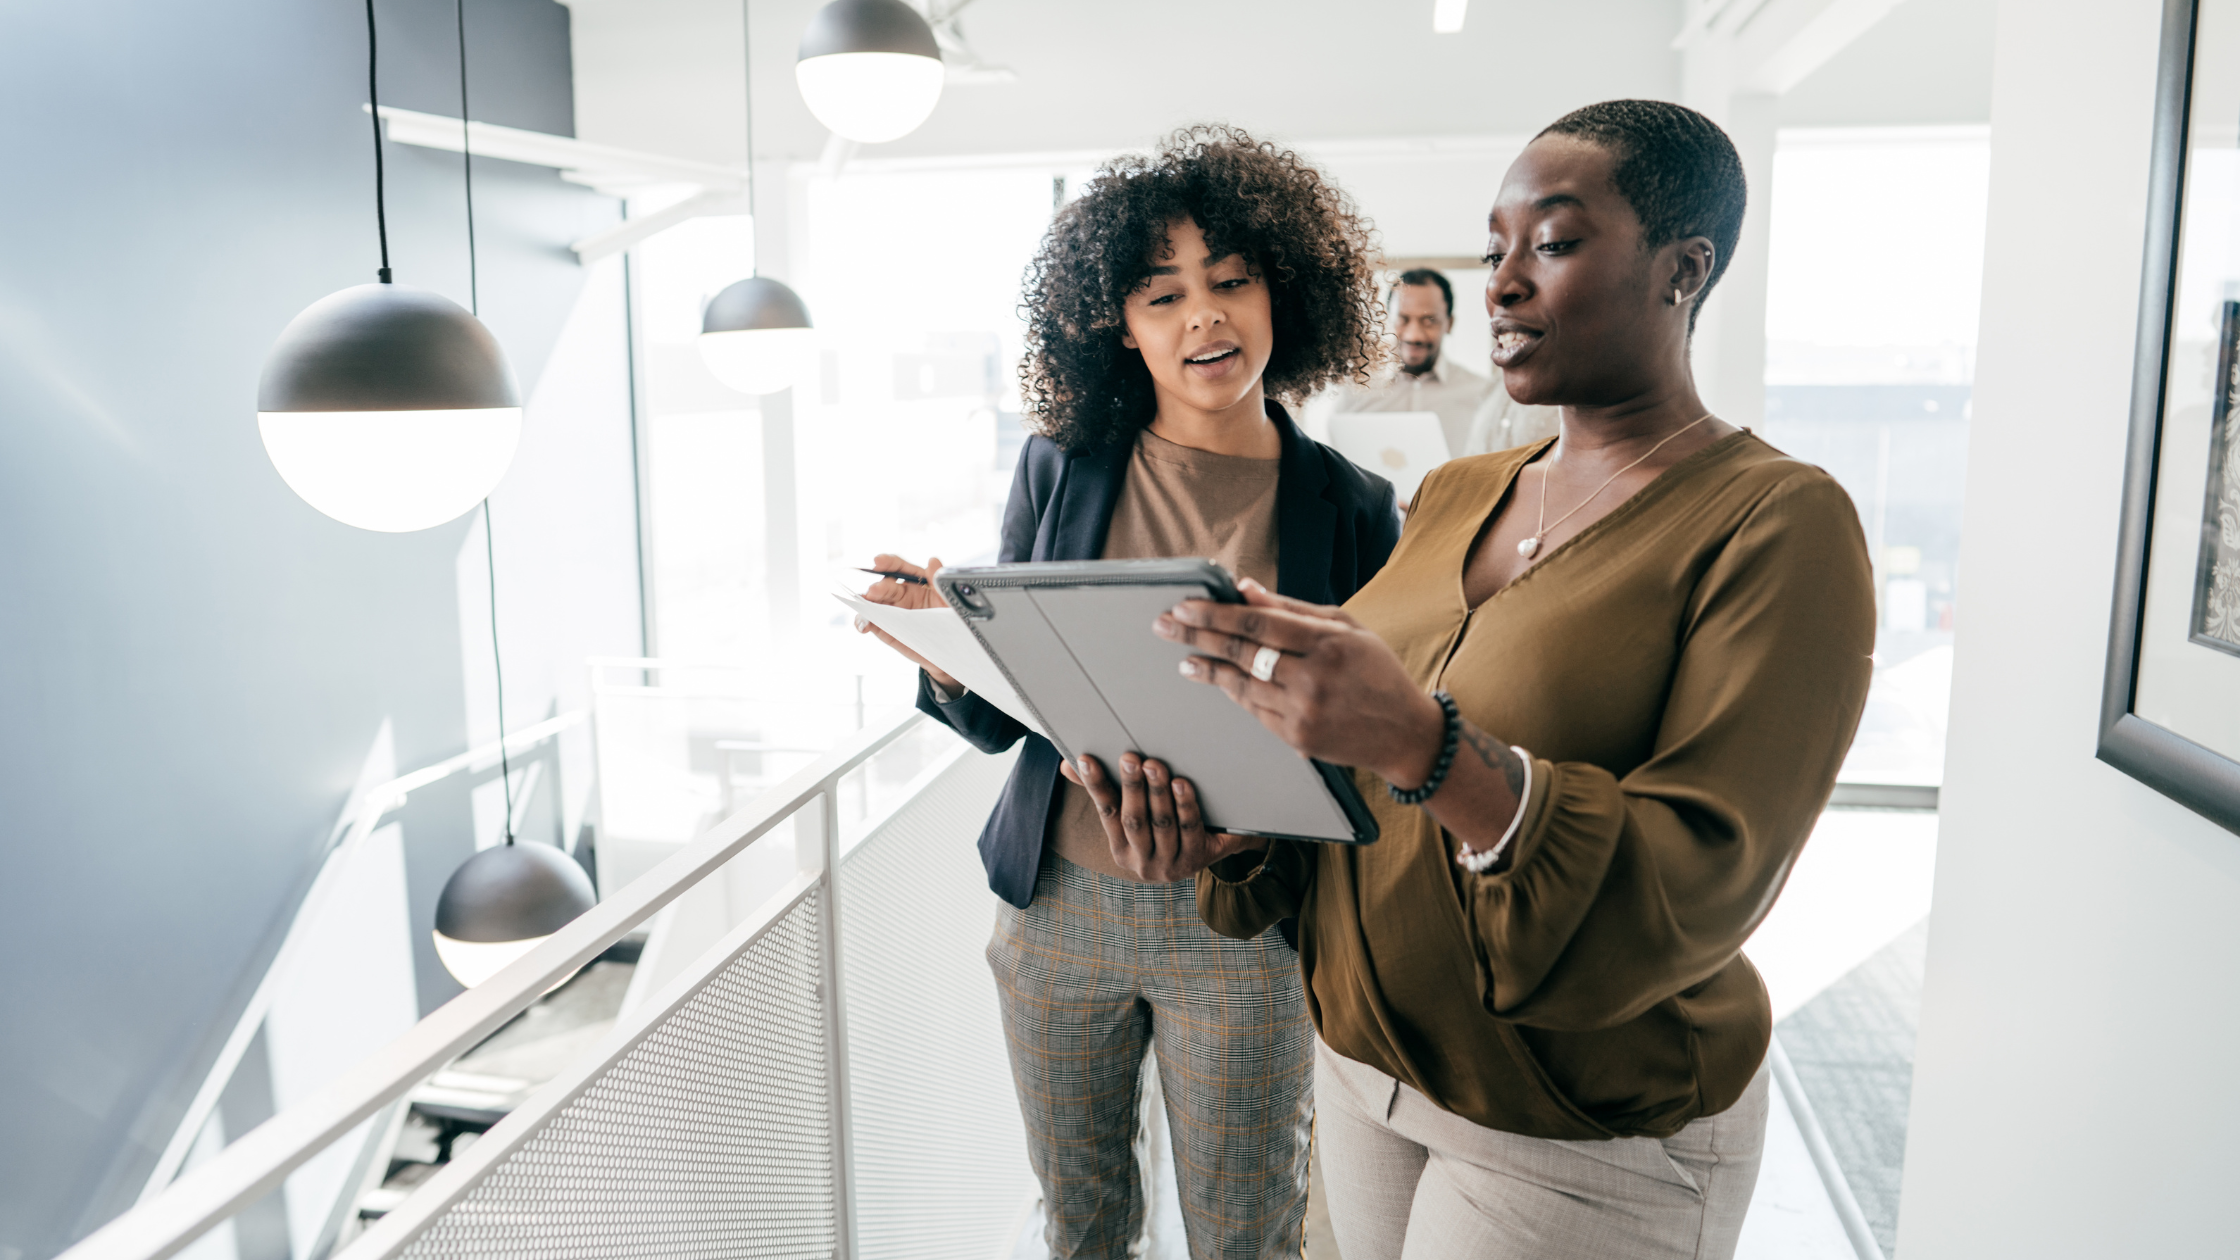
left=64, top=706, right=1007, bottom=1260
left=135, top=712, right=588, bottom=1217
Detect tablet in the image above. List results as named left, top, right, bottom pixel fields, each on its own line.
left=933, top=558, right=1378, bottom=845
left=1326, top=411, right=1451, bottom=502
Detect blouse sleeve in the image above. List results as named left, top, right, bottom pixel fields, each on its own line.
left=1462, top=470, right=1876, bottom=1032
left=1197, top=841, right=1315, bottom=940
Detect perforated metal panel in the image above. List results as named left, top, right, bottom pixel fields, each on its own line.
left=840, top=745, right=1032, bottom=1260
left=398, top=897, right=837, bottom=1260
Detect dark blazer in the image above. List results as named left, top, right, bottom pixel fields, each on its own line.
left=918, top=400, right=1403, bottom=909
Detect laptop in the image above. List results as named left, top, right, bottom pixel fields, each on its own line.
left=1325, top=411, right=1451, bottom=503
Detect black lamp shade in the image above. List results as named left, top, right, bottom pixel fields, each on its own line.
left=701, top=277, right=814, bottom=334
left=435, top=842, right=596, bottom=943
left=797, top=0, right=940, bottom=61
left=259, top=283, right=520, bottom=413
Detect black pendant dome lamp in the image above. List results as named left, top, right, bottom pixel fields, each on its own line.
left=422, top=0, right=594, bottom=990
left=697, top=0, right=816, bottom=396
left=794, top=0, right=944, bottom=144
left=256, top=0, right=522, bottom=534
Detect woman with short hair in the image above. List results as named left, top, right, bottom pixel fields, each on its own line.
left=1071, top=100, right=1876, bottom=1259
left=860, top=124, right=1398, bottom=1259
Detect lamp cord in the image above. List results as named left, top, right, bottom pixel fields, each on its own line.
left=366, top=0, right=391, bottom=282
left=457, top=0, right=477, bottom=314
left=484, top=499, right=514, bottom=845
left=456, top=1, right=510, bottom=845
left=741, top=0, right=758, bottom=261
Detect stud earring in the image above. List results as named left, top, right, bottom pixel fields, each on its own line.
left=1671, top=287, right=1684, bottom=306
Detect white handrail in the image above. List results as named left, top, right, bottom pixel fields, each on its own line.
left=340, top=872, right=827, bottom=1260
left=134, top=711, right=586, bottom=1209
left=67, top=707, right=929, bottom=1260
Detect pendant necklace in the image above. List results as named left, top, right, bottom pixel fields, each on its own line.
left=1517, top=412, right=1716, bottom=559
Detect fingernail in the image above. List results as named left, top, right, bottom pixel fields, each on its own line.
left=1171, top=603, right=1202, bottom=625
left=1152, top=615, right=1174, bottom=637
left=1178, top=659, right=1199, bottom=678
left=1078, top=757, right=1094, bottom=777
left=1241, top=577, right=1264, bottom=592
left=1121, top=759, right=1141, bottom=780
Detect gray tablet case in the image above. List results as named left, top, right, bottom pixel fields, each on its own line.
left=934, top=558, right=1378, bottom=845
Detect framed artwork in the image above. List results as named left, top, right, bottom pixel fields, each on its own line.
left=2101, top=0, right=2240, bottom=828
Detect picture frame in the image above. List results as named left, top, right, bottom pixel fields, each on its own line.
left=2099, top=0, right=2240, bottom=830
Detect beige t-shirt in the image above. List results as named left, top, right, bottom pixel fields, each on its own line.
left=1048, top=426, right=1281, bottom=879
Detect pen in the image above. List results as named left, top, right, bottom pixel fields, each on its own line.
left=857, top=567, right=929, bottom=585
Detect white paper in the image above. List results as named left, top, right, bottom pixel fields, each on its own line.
left=834, top=589, right=1048, bottom=738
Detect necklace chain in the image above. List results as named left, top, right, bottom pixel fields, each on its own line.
left=1520, top=413, right=1716, bottom=560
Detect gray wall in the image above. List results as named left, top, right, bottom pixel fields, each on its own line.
left=0, top=2, right=633, bottom=1255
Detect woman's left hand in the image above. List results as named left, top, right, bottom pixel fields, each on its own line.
left=1155, top=579, right=1447, bottom=790
left=1059, top=752, right=1264, bottom=881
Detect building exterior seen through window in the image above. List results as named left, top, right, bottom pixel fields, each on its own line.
left=627, top=166, right=1074, bottom=739
left=1760, top=127, right=1990, bottom=788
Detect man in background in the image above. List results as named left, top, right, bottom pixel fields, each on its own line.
left=1325, top=268, right=1488, bottom=457
left=1319, top=268, right=1560, bottom=458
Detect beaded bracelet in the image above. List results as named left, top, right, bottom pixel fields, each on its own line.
left=1387, top=691, right=1461, bottom=806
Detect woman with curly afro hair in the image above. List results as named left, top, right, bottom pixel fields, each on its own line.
left=859, top=124, right=1401, bottom=1258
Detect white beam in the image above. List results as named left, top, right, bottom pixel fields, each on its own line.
left=569, top=189, right=733, bottom=264
left=374, top=105, right=744, bottom=198
left=371, top=105, right=760, bottom=260
left=1672, top=0, right=1753, bottom=49
left=1742, top=0, right=1909, bottom=94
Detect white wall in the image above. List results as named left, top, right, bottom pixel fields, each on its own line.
left=1897, top=1, right=2240, bottom=1255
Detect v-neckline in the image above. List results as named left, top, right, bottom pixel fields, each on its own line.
left=1456, top=429, right=1755, bottom=614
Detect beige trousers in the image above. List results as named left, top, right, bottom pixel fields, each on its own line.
left=1313, top=1040, right=1768, bottom=1260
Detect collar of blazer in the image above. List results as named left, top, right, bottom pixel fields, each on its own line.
left=1033, top=400, right=1341, bottom=605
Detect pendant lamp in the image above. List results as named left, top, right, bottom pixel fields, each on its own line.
left=424, top=2, right=594, bottom=990
left=257, top=0, right=521, bottom=534
left=433, top=840, right=597, bottom=988
left=697, top=0, right=816, bottom=395
left=700, top=277, right=816, bottom=394
left=795, top=0, right=945, bottom=145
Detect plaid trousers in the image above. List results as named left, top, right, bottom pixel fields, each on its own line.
left=988, top=854, right=1313, bottom=1260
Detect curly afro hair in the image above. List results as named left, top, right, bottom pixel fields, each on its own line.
left=1017, top=124, right=1385, bottom=452
left=1538, top=100, right=1746, bottom=333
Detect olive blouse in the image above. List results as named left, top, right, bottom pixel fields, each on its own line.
left=1198, top=431, right=1876, bottom=1140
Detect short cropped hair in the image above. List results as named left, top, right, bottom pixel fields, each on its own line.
left=1538, top=100, right=1746, bottom=331
left=1392, top=268, right=1454, bottom=320
left=1017, top=124, right=1385, bottom=452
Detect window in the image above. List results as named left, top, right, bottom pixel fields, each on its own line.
left=1761, top=127, right=1991, bottom=788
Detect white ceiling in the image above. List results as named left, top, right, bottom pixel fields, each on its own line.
left=563, top=0, right=1688, bottom=165
left=560, top=0, right=1996, bottom=168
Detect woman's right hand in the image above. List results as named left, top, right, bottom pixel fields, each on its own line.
left=856, top=554, right=964, bottom=694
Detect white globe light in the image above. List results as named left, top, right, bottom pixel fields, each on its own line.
left=256, top=283, right=523, bottom=532
left=698, top=327, right=817, bottom=395
left=432, top=930, right=550, bottom=989
left=432, top=843, right=595, bottom=989
left=258, top=408, right=521, bottom=532
left=698, top=276, right=815, bottom=395
left=795, top=51, right=945, bottom=144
